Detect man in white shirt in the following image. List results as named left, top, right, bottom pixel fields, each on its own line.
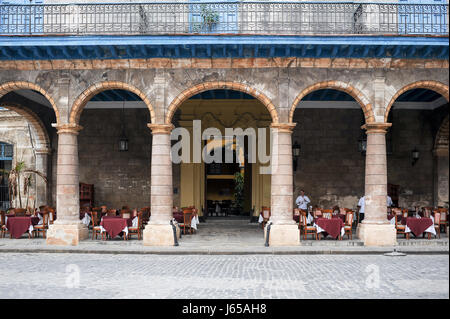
left=357, top=195, right=395, bottom=223
left=296, top=190, right=312, bottom=224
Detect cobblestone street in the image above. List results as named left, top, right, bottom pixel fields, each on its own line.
left=0, top=253, right=447, bottom=299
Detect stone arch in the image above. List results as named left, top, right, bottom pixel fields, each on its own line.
left=0, top=81, right=60, bottom=125
left=165, top=82, right=279, bottom=124
left=0, top=102, right=50, bottom=151
left=69, top=81, right=156, bottom=125
left=288, top=81, right=375, bottom=124
left=385, top=81, right=449, bottom=122
left=435, top=115, right=449, bottom=150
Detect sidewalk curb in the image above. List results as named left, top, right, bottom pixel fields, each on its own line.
left=0, top=248, right=448, bottom=255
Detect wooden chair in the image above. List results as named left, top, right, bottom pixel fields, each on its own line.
left=300, top=212, right=318, bottom=240
left=47, top=207, right=56, bottom=224
left=33, top=212, right=49, bottom=238
left=402, top=209, right=409, bottom=219
left=313, top=208, right=322, bottom=219
left=120, top=209, right=132, bottom=219
left=14, top=208, right=27, bottom=216
left=438, top=208, right=448, bottom=235
left=106, top=209, right=117, bottom=217
left=395, top=214, right=408, bottom=239
left=91, top=211, right=104, bottom=240
left=0, top=210, right=7, bottom=238
left=432, top=212, right=441, bottom=239
left=322, top=209, right=332, bottom=219
left=128, top=212, right=143, bottom=240
left=344, top=211, right=354, bottom=240
left=179, top=209, right=194, bottom=235
left=261, top=207, right=271, bottom=229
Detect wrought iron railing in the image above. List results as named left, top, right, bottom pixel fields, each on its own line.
left=0, top=2, right=448, bottom=36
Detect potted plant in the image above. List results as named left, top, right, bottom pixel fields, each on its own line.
left=0, top=160, right=47, bottom=212
left=232, top=172, right=244, bottom=215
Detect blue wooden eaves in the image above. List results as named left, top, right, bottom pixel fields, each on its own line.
left=0, top=35, right=448, bottom=60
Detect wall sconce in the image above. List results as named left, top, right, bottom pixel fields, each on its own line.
left=119, top=101, right=129, bottom=152
left=358, top=137, right=367, bottom=154
left=411, top=147, right=420, bottom=166
left=292, top=141, right=301, bottom=171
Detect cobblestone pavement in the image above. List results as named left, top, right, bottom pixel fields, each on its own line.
left=0, top=253, right=447, bottom=299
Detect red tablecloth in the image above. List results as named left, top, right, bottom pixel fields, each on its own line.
left=6, top=217, right=33, bottom=239
left=100, top=217, right=132, bottom=239
left=315, top=218, right=344, bottom=239
left=333, top=214, right=346, bottom=223
left=406, top=217, right=433, bottom=237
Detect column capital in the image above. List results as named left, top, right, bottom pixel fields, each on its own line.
left=433, top=147, right=449, bottom=157
left=147, top=123, right=174, bottom=135
left=35, top=148, right=52, bottom=155
left=361, top=122, right=392, bottom=134
left=270, top=123, right=297, bottom=134
left=53, top=123, right=83, bottom=135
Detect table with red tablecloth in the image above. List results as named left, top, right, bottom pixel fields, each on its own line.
left=173, top=211, right=184, bottom=224
left=5, top=217, right=37, bottom=239
left=100, top=216, right=132, bottom=239
left=314, top=218, right=345, bottom=239
left=405, top=217, right=435, bottom=237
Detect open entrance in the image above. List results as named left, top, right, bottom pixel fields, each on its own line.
left=172, top=89, right=272, bottom=221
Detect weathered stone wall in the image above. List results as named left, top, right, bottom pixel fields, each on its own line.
left=292, top=108, right=365, bottom=209
left=0, top=109, right=38, bottom=208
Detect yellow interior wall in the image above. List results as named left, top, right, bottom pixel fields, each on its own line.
left=178, top=99, right=272, bottom=217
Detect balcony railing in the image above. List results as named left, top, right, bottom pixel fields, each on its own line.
left=0, top=2, right=448, bottom=36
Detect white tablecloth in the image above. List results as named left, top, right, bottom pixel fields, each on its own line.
left=191, top=215, right=200, bottom=230
left=258, top=214, right=264, bottom=223
left=81, top=214, right=91, bottom=227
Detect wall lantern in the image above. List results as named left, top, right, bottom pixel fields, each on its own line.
left=119, top=101, right=129, bottom=152
left=358, top=137, right=367, bottom=154
left=411, top=147, right=420, bottom=166
left=292, top=141, right=301, bottom=171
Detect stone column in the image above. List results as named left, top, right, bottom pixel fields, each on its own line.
left=46, top=124, right=88, bottom=246
left=34, top=148, right=51, bottom=208
left=266, top=123, right=300, bottom=246
left=357, top=123, right=396, bottom=246
left=433, top=147, right=449, bottom=207
left=143, top=123, right=176, bottom=246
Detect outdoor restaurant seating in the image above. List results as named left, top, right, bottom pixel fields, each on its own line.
left=91, top=211, right=104, bottom=240
left=127, top=211, right=143, bottom=240
left=433, top=212, right=441, bottom=239
left=299, top=211, right=318, bottom=240
left=32, top=212, right=49, bottom=238
left=321, top=209, right=332, bottom=219
left=395, top=214, right=407, bottom=238
left=344, top=211, right=354, bottom=240
left=179, top=208, right=194, bottom=235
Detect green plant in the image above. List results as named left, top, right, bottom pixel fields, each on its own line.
left=232, top=172, right=244, bottom=214
left=200, top=4, right=219, bottom=31
left=0, top=161, right=47, bottom=210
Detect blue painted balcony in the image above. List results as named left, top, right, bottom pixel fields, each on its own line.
left=0, top=1, right=448, bottom=36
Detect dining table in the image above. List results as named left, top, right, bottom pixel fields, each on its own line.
left=405, top=217, right=436, bottom=237
left=5, top=216, right=39, bottom=239
left=100, top=216, right=133, bottom=239
left=314, top=217, right=345, bottom=239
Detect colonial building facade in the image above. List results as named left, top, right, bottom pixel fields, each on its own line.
left=0, top=0, right=448, bottom=247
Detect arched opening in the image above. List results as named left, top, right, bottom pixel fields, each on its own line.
left=169, top=86, right=275, bottom=242
left=76, top=88, right=154, bottom=211
left=0, top=88, right=55, bottom=211
left=386, top=86, right=449, bottom=209
left=290, top=88, right=368, bottom=215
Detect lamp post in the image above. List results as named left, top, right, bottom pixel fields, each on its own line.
left=411, top=147, right=420, bottom=166
left=119, top=100, right=129, bottom=152
left=292, top=141, right=301, bottom=171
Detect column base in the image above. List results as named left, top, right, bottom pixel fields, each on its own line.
left=265, top=224, right=300, bottom=246
left=143, top=224, right=177, bottom=246
left=357, top=223, right=397, bottom=246
left=46, top=223, right=89, bottom=246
